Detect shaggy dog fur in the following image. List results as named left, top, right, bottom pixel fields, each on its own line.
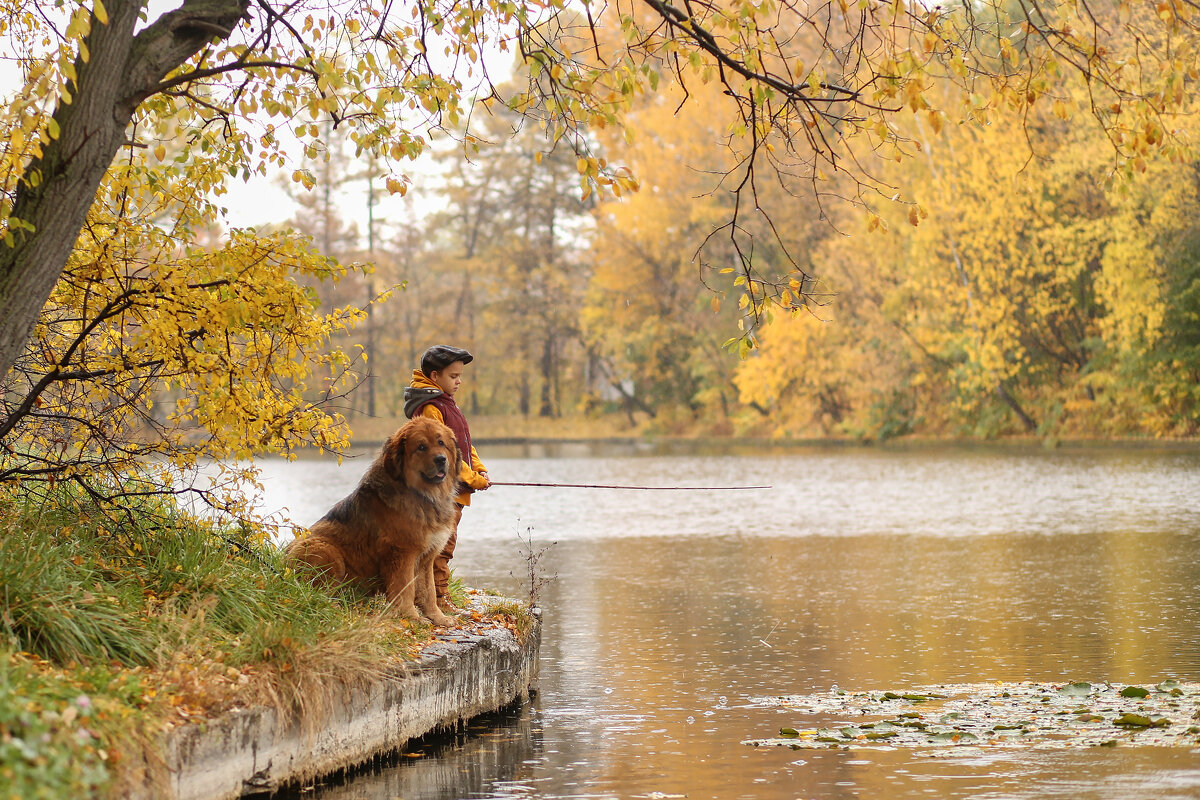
left=285, top=417, right=460, bottom=626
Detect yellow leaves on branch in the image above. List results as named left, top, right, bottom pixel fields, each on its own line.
left=2, top=137, right=365, bottom=511
left=575, top=154, right=639, bottom=201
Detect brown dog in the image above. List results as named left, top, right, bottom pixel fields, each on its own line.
left=285, top=417, right=460, bottom=626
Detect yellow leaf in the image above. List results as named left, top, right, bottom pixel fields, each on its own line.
left=927, top=110, right=943, bottom=135
left=94, top=0, right=108, bottom=24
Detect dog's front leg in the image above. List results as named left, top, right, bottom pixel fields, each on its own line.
left=414, top=542, right=454, bottom=627
left=381, top=551, right=422, bottom=620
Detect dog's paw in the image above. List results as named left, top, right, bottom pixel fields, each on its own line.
left=425, top=611, right=456, bottom=627
left=394, top=604, right=423, bottom=621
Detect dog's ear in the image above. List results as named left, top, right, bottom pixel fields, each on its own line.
left=383, top=432, right=406, bottom=481
left=446, top=427, right=460, bottom=469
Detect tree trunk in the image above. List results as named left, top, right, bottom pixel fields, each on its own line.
left=996, top=380, right=1037, bottom=433
left=0, top=0, right=250, bottom=382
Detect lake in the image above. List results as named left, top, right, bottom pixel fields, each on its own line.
left=259, top=442, right=1200, bottom=799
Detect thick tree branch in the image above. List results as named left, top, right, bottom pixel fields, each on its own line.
left=0, top=0, right=250, bottom=383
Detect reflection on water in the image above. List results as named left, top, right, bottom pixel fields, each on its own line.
left=260, top=444, right=1200, bottom=799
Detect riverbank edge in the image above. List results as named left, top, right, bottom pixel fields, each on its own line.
left=137, top=603, right=541, bottom=800
left=343, top=434, right=1200, bottom=452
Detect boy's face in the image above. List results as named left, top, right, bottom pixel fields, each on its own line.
left=429, top=361, right=465, bottom=397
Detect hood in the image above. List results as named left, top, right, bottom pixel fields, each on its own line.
left=403, top=370, right=444, bottom=418
left=409, top=369, right=440, bottom=392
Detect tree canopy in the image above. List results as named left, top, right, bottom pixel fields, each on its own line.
left=2, top=0, right=1199, bottom=514
left=4, top=0, right=1198, bottom=375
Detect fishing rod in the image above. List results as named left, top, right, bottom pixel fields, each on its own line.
left=489, top=481, right=771, bottom=490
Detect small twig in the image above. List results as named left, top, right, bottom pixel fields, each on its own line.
left=758, top=619, right=781, bottom=648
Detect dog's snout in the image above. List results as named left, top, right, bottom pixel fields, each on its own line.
left=433, top=454, right=447, bottom=469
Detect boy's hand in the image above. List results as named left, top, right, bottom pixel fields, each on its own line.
left=477, top=471, right=490, bottom=490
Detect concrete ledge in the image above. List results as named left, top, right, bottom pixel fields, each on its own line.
left=147, top=601, right=541, bottom=800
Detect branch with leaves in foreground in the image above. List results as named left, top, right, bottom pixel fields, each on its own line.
left=0, top=144, right=374, bottom=529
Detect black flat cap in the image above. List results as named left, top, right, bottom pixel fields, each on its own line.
left=421, top=344, right=474, bottom=374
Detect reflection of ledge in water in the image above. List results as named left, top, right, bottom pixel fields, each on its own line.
left=288, top=701, right=541, bottom=800
left=142, top=599, right=540, bottom=800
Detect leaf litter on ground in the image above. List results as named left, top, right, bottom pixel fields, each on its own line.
left=743, top=681, right=1200, bottom=754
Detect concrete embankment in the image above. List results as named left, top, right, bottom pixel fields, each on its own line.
left=141, top=603, right=540, bottom=800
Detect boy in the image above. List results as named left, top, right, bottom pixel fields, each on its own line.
left=403, top=344, right=490, bottom=613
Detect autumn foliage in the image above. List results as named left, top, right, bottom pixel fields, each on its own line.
left=2, top=0, right=1200, bottom=518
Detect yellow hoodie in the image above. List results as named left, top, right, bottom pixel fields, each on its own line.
left=408, top=370, right=488, bottom=506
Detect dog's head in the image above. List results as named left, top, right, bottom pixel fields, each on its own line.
left=383, top=417, right=459, bottom=494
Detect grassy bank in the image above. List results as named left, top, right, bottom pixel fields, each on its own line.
left=0, top=487, right=439, bottom=799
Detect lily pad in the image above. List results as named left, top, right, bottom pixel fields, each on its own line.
left=1058, top=682, right=1092, bottom=697
left=1113, top=713, right=1169, bottom=728
left=745, top=682, right=1200, bottom=752
left=1119, top=686, right=1150, bottom=699
left=779, top=727, right=800, bottom=738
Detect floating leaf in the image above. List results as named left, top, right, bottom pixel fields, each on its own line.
left=1120, top=686, right=1150, bottom=699
left=1058, top=682, right=1092, bottom=697
left=928, top=731, right=978, bottom=743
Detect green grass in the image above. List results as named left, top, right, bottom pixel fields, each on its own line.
left=0, top=485, right=429, bottom=798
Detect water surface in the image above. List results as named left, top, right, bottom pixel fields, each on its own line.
left=261, top=443, right=1200, bottom=799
